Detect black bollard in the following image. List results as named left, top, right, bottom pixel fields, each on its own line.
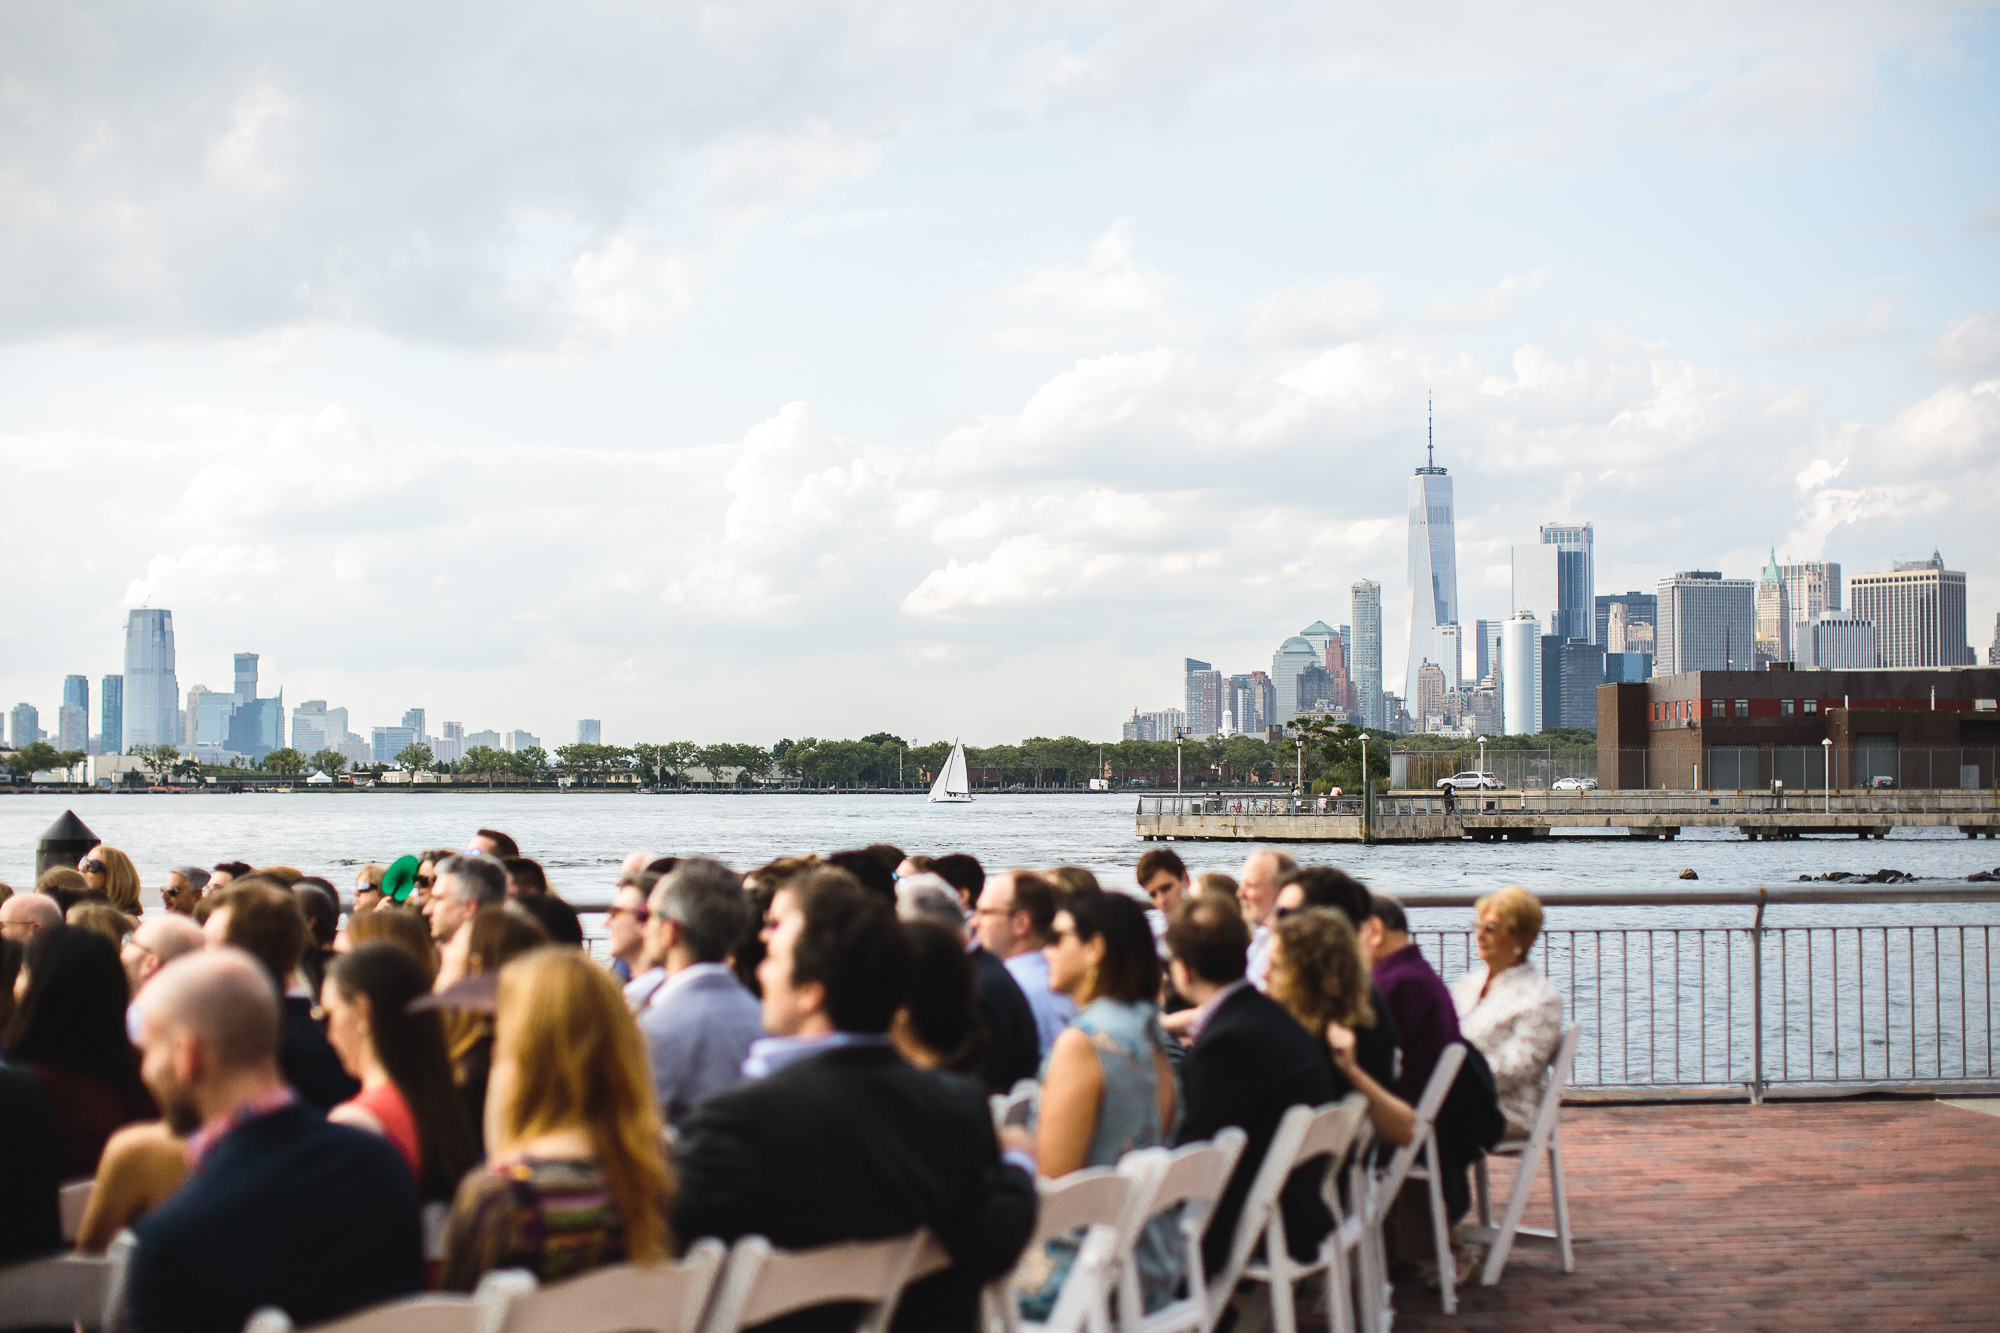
left=36, top=809, right=100, bottom=881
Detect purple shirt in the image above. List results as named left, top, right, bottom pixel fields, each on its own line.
left=1372, top=943, right=1461, bottom=1102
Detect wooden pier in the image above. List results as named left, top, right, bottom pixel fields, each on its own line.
left=1135, top=788, right=2000, bottom=843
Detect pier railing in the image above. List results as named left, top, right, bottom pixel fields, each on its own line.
left=1400, top=886, right=2000, bottom=1101
left=1139, top=789, right=2000, bottom=820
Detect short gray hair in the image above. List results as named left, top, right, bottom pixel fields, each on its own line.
left=896, top=874, right=966, bottom=939
left=653, top=858, right=746, bottom=963
left=170, top=866, right=211, bottom=892
left=437, top=853, right=507, bottom=907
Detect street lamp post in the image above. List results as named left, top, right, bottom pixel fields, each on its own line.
left=1295, top=737, right=1305, bottom=793
left=1822, top=738, right=1832, bottom=813
left=1477, top=735, right=1488, bottom=784
left=1175, top=728, right=1186, bottom=799
left=1359, top=733, right=1372, bottom=842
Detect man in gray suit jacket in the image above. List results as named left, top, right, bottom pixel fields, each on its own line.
left=633, top=858, right=765, bottom=1131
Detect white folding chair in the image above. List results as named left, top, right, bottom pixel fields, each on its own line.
left=60, top=1178, right=95, bottom=1244
left=1235, top=1096, right=1369, bottom=1333
left=1203, top=1107, right=1313, bottom=1333
left=488, top=1241, right=727, bottom=1333
left=420, top=1202, right=451, bottom=1265
left=991, top=1079, right=1040, bottom=1134
left=243, top=1271, right=531, bottom=1333
left=984, top=1166, right=1142, bottom=1333
left=697, top=1232, right=929, bottom=1333
left=1358, top=1043, right=1468, bottom=1321
left=1463, top=1024, right=1581, bottom=1286
left=1119, top=1129, right=1246, bottom=1333
left=0, top=1232, right=133, bottom=1331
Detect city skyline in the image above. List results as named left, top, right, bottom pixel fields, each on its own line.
left=0, top=6, right=1995, bottom=741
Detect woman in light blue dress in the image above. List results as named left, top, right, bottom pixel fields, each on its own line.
left=1009, top=889, right=1182, bottom=1318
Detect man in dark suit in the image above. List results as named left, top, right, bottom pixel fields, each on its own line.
left=125, top=949, right=422, bottom=1333
left=1168, top=891, right=1340, bottom=1280
left=675, top=870, right=1036, bottom=1333
left=0, top=1059, right=61, bottom=1265
left=204, top=876, right=360, bottom=1110
left=932, top=853, right=1040, bottom=1093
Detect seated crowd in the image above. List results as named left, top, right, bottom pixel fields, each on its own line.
left=0, top=830, right=1566, bottom=1332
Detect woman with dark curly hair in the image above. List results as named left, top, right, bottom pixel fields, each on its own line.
left=1268, top=907, right=1414, bottom=1145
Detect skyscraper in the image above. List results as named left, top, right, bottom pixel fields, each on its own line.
left=63, top=674, right=89, bottom=714
left=1655, top=572, right=1757, bottom=674
left=402, top=708, right=426, bottom=739
left=1794, top=616, right=1876, bottom=669
left=58, top=702, right=87, bottom=751
left=1183, top=660, right=1223, bottom=737
left=1501, top=613, right=1541, bottom=735
left=1474, top=619, right=1503, bottom=684
left=577, top=719, right=603, bottom=745
left=1778, top=560, right=1842, bottom=625
left=1270, top=638, right=1320, bottom=725
left=292, top=700, right=330, bottom=755
left=123, top=609, right=180, bottom=750
left=1539, top=524, right=1595, bottom=641
left=372, top=726, right=419, bottom=764
left=11, top=703, right=40, bottom=748
left=440, top=721, right=466, bottom=764
left=325, top=707, right=349, bottom=746
left=100, top=675, right=123, bottom=755
left=1415, top=662, right=1446, bottom=729
left=1351, top=579, right=1384, bottom=729
left=1404, top=412, right=1460, bottom=713
left=1299, top=622, right=1336, bottom=663
left=233, top=653, right=259, bottom=705
left=1594, top=592, right=1658, bottom=654
left=1754, top=548, right=1789, bottom=664
left=1849, top=551, right=1973, bottom=668
left=1990, top=614, right=2000, bottom=666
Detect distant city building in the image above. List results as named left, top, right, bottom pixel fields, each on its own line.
left=1778, top=560, right=1842, bottom=626
left=1351, top=579, right=1384, bottom=729
left=439, top=721, right=466, bottom=764
left=186, top=685, right=219, bottom=746
left=63, top=674, right=89, bottom=714
left=466, top=728, right=503, bottom=751
left=1990, top=614, right=2000, bottom=665
left=228, top=696, right=285, bottom=762
left=1794, top=615, right=1877, bottom=670
left=336, top=734, right=371, bottom=768
left=1224, top=672, right=1272, bottom=736
left=1542, top=523, right=1595, bottom=640
left=1466, top=683, right=1502, bottom=738
left=1415, top=661, right=1446, bottom=730
left=57, top=703, right=87, bottom=752
left=292, top=700, right=330, bottom=756
left=506, top=729, right=540, bottom=753
left=1299, top=622, right=1336, bottom=664
left=1655, top=572, right=1757, bottom=675
left=1603, top=651, right=1655, bottom=684
left=577, top=719, right=602, bottom=745
left=1541, top=638, right=1605, bottom=732
left=1848, top=550, right=1974, bottom=668
left=1501, top=613, right=1541, bottom=736
left=402, top=708, right=426, bottom=738
left=1754, top=548, right=1790, bottom=665
left=233, top=653, right=259, bottom=706
left=372, top=725, right=419, bottom=764
left=1296, top=663, right=1340, bottom=716
left=1473, top=619, right=1502, bottom=684
left=1270, top=636, right=1321, bottom=725
left=1404, top=408, right=1460, bottom=714
left=1183, top=660, right=1223, bottom=738
left=100, top=674, right=123, bottom=755
left=325, top=706, right=349, bottom=746
left=123, top=609, right=181, bottom=750
left=1382, top=691, right=1408, bottom=733
left=1594, top=592, right=1659, bottom=657
left=10, top=703, right=39, bottom=748
left=1121, top=708, right=1186, bottom=742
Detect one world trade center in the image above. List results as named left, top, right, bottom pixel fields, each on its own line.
left=1404, top=402, right=1459, bottom=721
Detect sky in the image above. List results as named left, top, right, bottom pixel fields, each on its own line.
left=3, top=1, right=1998, bottom=748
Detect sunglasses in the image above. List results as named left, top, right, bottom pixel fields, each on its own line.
left=79, top=859, right=105, bottom=874
left=1274, top=906, right=1300, bottom=921
left=414, top=875, right=436, bottom=888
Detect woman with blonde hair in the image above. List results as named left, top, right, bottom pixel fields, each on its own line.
left=79, top=846, right=142, bottom=916
left=441, top=948, right=674, bottom=1287
left=1451, top=885, right=1562, bottom=1140
left=1269, top=908, right=1414, bottom=1144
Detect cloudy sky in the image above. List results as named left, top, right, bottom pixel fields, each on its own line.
left=4, top=1, right=1997, bottom=747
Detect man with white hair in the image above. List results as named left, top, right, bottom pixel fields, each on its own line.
left=422, top=853, right=507, bottom=944
left=123, top=950, right=421, bottom=1333
left=0, top=892, right=62, bottom=943
left=122, top=914, right=205, bottom=996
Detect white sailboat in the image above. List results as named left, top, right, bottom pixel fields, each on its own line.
left=928, top=739, right=974, bottom=804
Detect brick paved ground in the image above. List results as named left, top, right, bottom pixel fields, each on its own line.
left=1386, top=1099, right=2000, bottom=1332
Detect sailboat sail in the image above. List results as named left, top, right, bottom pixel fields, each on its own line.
left=928, top=740, right=973, bottom=803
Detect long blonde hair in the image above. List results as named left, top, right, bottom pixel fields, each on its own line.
left=1269, top=908, right=1375, bottom=1035
left=491, top=948, right=674, bottom=1262
left=96, top=848, right=142, bottom=915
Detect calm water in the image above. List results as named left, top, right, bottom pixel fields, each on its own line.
left=4, top=791, right=1996, bottom=930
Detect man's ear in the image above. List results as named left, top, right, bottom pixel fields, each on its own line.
left=796, top=979, right=829, bottom=1019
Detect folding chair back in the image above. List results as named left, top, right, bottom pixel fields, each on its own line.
left=1370, top=1043, right=1467, bottom=1205
left=60, top=1179, right=94, bottom=1244
left=698, top=1232, right=928, bottom=1333
left=243, top=1271, right=531, bottom=1333
left=0, top=1254, right=116, bottom=1331
left=1237, top=1096, right=1370, bottom=1333
left=1204, top=1107, right=1314, bottom=1330
left=1120, top=1129, right=1245, bottom=1333
left=1469, top=1023, right=1583, bottom=1286
left=1364, top=1043, right=1470, bottom=1317
left=491, top=1240, right=726, bottom=1333
left=999, top=1167, right=1143, bottom=1333
left=990, top=1079, right=1039, bottom=1133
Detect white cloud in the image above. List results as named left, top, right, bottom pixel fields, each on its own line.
left=1244, top=277, right=1389, bottom=346
left=1738, top=297, right=1904, bottom=359
left=1920, top=311, right=2000, bottom=376
left=983, top=221, right=1183, bottom=351
left=1653, top=53, right=1874, bottom=146
left=1427, top=268, right=1551, bottom=330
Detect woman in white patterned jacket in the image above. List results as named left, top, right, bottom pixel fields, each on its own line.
left=1450, top=885, right=1563, bottom=1140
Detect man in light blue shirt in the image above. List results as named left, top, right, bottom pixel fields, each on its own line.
left=974, top=868, right=1074, bottom=1057
left=631, top=858, right=764, bottom=1131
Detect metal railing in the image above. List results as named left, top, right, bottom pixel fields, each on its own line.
left=1400, top=886, right=2000, bottom=1100
left=1139, top=789, right=2000, bottom=820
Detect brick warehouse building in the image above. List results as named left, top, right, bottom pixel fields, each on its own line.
left=1597, top=667, right=2000, bottom=790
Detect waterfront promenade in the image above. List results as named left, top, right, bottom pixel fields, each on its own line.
left=1395, top=1098, right=2000, bottom=1330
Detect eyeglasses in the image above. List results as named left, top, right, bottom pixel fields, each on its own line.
left=79, top=859, right=105, bottom=874
left=607, top=905, right=650, bottom=923
left=1274, top=906, right=1299, bottom=921
left=414, top=874, right=436, bottom=888
left=1475, top=919, right=1508, bottom=937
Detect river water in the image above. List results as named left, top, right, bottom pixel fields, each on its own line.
left=5, top=791, right=1996, bottom=931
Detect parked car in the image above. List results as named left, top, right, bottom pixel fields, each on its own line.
left=1870, top=775, right=1898, bottom=789
left=1437, top=771, right=1502, bottom=791
left=1552, top=777, right=1598, bottom=792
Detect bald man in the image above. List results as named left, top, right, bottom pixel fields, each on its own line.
left=121, top=915, right=205, bottom=997
left=1237, top=848, right=1298, bottom=990
left=124, top=950, right=421, bottom=1333
left=0, top=892, right=62, bottom=943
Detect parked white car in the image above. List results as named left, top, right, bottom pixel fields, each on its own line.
left=1437, top=771, right=1502, bottom=791
left=1552, top=776, right=1598, bottom=791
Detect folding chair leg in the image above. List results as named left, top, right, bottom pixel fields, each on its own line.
left=1422, top=1142, right=1456, bottom=1316
left=1478, top=1139, right=1545, bottom=1287
left=1267, top=1244, right=1299, bottom=1333
left=1474, top=1158, right=1492, bottom=1228
left=1548, top=1138, right=1575, bottom=1274
left=1324, top=1241, right=1356, bottom=1333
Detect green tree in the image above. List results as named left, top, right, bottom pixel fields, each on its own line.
left=3, top=741, right=62, bottom=780
left=309, top=748, right=349, bottom=777
left=137, top=743, right=182, bottom=776
left=394, top=742, right=436, bottom=773
left=509, top=746, right=550, bottom=783
left=461, top=745, right=507, bottom=789
left=264, top=747, right=309, bottom=777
